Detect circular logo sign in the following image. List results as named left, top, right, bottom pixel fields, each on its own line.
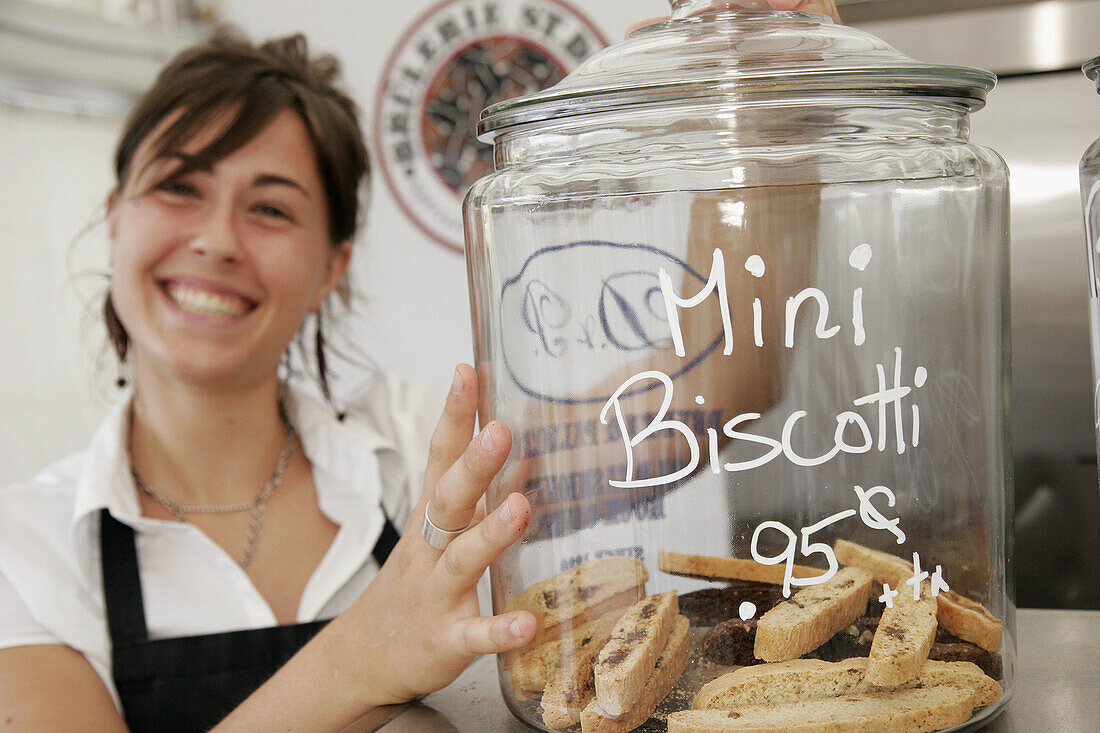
left=374, top=0, right=608, bottom=252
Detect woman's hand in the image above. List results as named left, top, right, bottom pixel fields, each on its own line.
left=327, top=363, right=536, bottom=708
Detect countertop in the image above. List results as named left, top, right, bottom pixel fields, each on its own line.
left=358, top=608, right=1100, bottom=733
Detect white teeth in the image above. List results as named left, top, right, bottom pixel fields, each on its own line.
left=166, top=283, right=249, bottom=318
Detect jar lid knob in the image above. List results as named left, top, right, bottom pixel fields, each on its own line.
left=669, top=0, right=840, bottom=21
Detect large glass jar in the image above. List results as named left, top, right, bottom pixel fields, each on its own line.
left=1082, top=56, right=1100, bottom=461
left=464, top=3, right=1013, bottom=731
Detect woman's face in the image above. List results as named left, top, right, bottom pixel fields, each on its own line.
left=108, top=109, right=350, bottom=392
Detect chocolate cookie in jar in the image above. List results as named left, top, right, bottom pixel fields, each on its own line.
left=463, top=2, right=1013, bottom=731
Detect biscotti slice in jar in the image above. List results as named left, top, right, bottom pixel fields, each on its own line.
left=866, top=582, right=937, bottom=686
left=915, top=660, right=1002, bottom=707
left=833, top=539, right=1003, bottom=652
left=693, top=658, right=869, bottom=709
left=509, top=556, right=647, bottom=646
left=594, top=590, right=679, bottom=717
left=514, top=613, right=620, bottom=693
left=693, top=657, right=1001, bottom=710
left=754, top=567, right=873, bottom=662
left=580, top=615, right=690, bottom=733
left=833, top=539, right=912, bottom=585
left=669, top=683, right=979, bottom=733
left=541, top=624, right=613, bottom=729
left=935, top=589, right=1003, bottom=653
left=659, top=550, right=819, bottom=585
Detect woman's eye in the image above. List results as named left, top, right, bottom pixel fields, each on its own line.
left=254, top=204, right=291, bottom=221
left=157, top=180, right=197, bottom=197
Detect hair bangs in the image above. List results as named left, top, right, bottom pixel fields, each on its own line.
left=138, top=76, right=297, bottom=193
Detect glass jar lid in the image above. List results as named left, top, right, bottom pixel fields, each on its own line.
left=478, top=0, right=996, bottom=139
left=1086, top=56, right=1100, bottom=94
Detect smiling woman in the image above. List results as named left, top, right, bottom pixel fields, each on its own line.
left=103, top=32, right=367, bottom=401
left=0, top=29, right=537, bottom=733
left=107, top=109, right=349, bottom=393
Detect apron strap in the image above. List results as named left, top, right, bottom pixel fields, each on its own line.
left=371, top=512, right=400, bottom=567
left=99, top=509, right=149, bottom=647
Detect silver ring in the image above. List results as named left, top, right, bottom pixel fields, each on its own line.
left=421, top=501, right=472, bottom=550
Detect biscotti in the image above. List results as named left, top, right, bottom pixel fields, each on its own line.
left=541, top=625, right=612, bottom=729
left=509, top=556, right=648, bottom=646
left=913, top=660, right=1002, bottom=707
left=514, top=614, right=619, bottom=693
left=660, top=550, right=819, bottom=586
left=754, top=567, right=873, bottom=662
left=866, top=583, right=937, bottom=686
left=694, top=658, right=869, bottom=709
left=693, top=658, right=1001, bottom=710
left=833, top=540, right=1002, bottom=652
left=669, top=683, right=978, bottom=733
left=580, top=615, right=691, bottom=733
left=935, top=589, right=1003, bottom=653
left=594, top=591, right=679, bottom=717
left=833, top=540, right=913, bottom=586
left=808, top=615, right=1003, bottom=679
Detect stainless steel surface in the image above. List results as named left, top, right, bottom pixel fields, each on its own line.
left=850, top=0, right=1100, bottom=76
left=840, top=0, right=1088, bottom=25
left=973, top=73, right=1099, bottom=609
left=849, top=0, right=1100, bottom=610
left=368, top=609, right=1100, bottom=733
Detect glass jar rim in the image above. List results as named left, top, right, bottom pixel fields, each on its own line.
left=478, top=10, right=995, bottom=141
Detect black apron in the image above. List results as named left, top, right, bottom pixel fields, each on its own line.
left=99, top=508, right=399, bottom=732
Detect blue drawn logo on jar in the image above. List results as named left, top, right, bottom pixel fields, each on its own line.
left=500, top=240, right=724, bottom=404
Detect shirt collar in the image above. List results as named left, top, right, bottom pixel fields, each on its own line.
left=282, top=387, right=398, bottom=523
left=71, top=392, right=140, bottom=528
left=68, top=385, right=400, bottom=535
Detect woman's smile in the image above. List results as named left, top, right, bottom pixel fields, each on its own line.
left=161, top=278, right=258, bottom=320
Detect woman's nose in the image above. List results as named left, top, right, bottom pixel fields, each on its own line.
left=188, top=203, right=242, bottom=263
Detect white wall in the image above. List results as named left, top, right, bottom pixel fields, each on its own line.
left=0, top=106, right=120, bottom=484
left=0, top=0, right=665, bottom=485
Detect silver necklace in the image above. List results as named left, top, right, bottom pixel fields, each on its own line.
left=131, top=421, right=296, bottom=568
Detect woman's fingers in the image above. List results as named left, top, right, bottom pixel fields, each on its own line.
left=434, top=492, right=529, bottom=597
left=449, top=611, right=537, bottom=657
left=422, top=364, right=480, bottom=495
left=471, top=496, right=488, bottom=526
left=424, top=422, right=511, bottom=538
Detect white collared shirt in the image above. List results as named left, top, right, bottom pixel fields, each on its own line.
left=0, top=374, right=443, bottom=706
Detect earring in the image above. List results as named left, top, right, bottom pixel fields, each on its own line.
left=115, top=359, right=129, bottom=389
left=314, top=308, right=346, bottom=421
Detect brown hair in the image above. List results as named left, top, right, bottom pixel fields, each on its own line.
left=105, top=29, right=369, bottom=403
